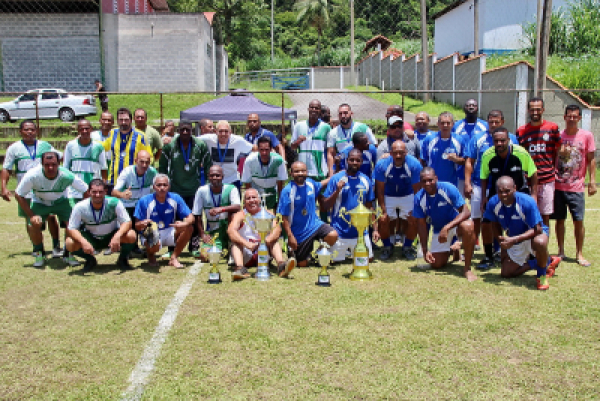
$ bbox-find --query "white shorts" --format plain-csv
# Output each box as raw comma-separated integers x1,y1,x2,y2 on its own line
457,179,465,197
506,240,533,266
331,233,373,262
430,227,458,253
140,227,176,249
470,184,483,219
384,194,414,220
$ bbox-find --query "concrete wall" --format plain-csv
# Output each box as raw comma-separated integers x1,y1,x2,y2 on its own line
454,56,484,109
416,54,436,101
390,55,403,90
481,64,519,131
402,55,418,93
381,56,391,90
0,13,101,92
434,2,474,58
433,54,456,105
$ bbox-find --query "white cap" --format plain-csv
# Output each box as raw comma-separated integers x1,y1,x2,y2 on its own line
388,116,403,126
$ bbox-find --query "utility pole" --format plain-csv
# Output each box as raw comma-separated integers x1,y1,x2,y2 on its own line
271,0,274,62
420,0,429,102
350,0,355,87
473,0,479,55
535,0,552,96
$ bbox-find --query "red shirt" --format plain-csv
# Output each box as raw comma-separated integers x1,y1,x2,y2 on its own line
516,120,561,184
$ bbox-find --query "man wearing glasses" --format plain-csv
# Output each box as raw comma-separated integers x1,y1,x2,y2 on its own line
159,121,212,255
377,116,422,163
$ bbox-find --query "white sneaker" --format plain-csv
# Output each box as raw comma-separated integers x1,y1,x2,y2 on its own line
33,251,45,267
52,247,64,258
103,248,113,256
63,255,81,267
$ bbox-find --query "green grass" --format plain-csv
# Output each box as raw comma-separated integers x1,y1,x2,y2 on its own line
229,80,294,109
1,193,600,398
348,86,466,120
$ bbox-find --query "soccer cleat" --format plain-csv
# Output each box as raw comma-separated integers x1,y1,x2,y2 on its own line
477,257,495,270
278,257,296,278
161,251,172,260
52,247,64,258
64,255,81,267
536,275,550,291
547,256,561,278
81,256,98,273
401,246,417,261
33,251,45,268
379,246,394,260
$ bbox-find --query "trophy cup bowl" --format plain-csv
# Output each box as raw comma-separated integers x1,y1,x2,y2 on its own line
339,201,381,281
244,204,283,281
206,234,222,284
312,243,338,286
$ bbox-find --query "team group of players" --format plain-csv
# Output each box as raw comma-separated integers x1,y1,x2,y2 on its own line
1,97,595,289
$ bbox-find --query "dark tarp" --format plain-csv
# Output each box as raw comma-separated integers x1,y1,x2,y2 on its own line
180,90,297,122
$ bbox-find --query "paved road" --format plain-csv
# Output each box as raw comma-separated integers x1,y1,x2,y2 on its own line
286,91,416,123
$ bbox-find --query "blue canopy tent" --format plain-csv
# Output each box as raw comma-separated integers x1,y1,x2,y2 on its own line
180,90,297,122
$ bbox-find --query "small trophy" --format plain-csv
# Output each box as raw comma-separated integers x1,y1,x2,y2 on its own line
312,242,337,287
244,194,282,281
338,189,380,281
204,234,222,284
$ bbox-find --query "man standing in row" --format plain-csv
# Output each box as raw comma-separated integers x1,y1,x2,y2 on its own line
414,111,432,143
134,108,163,162
377,116,421,161
91,111,114,183
245,113,286,162
421,112,465,187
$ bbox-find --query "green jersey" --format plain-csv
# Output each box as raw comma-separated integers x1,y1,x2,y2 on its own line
291,120,331,180
114,165,158,208
327,122,376,153
241,152,287,209
159,136,212,197
16,166,88,206
68,197,130,239
192,184,240,232
2,140,58,198
63,138,107,198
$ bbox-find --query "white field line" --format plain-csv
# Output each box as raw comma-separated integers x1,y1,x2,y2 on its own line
121,261,203,401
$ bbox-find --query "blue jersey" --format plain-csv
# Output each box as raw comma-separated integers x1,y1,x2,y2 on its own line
338,144,378,180
415,130,432,143
466,131,518,186
453,119,488,180
483,192,548,237
245,128,280,148
134,192,191,230
277,178,323,243
374,155,422,197
413,182,465,234
420,132,465,186
324,171,375,239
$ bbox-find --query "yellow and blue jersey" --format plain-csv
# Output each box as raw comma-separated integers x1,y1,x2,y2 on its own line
102,128,152,184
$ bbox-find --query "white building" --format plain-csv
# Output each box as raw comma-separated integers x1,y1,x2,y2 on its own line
433,0,569,58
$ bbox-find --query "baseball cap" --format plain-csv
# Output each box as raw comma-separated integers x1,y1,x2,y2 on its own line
388,116,403,126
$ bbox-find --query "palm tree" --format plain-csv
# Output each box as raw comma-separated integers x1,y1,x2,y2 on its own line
295,0,330,66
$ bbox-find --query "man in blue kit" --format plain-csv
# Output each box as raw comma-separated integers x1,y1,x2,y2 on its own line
134,174,194,268
483,176,560,291
373,141,422,260
278,161,338,267
322,149,376,263
413,167,477,282
421,112,466,187
336,131,378,181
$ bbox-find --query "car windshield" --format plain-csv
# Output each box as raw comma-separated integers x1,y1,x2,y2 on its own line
19,94,36,102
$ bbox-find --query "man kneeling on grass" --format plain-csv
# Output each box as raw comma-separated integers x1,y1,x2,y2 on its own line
483,176,560,290
227,188,295,280
66,179,137,272
134,174,194,268
413,167,477,282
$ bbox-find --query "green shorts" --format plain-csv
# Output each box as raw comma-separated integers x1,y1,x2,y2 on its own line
28,198,72,225
81,230,117,250
202,221,229,250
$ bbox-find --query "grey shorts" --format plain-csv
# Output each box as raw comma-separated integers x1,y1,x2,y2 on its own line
552,190,585,221
295,223,336,262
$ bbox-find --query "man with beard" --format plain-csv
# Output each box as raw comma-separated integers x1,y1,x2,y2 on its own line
484,176,560,290
91,111,114,186
373,141,422,260
278,161,338,267
66,179,137,272
228,189,295,280
322,149,376,263
134,108,163,161
413,167,477,282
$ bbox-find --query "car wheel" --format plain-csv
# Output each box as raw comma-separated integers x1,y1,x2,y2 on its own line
59,107,75,122
0,110,9,123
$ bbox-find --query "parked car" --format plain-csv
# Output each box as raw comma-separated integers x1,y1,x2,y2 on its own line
0,88,97,123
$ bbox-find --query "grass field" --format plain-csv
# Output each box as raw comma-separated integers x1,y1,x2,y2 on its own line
1,193,599,399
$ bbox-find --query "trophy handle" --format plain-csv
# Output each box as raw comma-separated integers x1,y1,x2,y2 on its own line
372,204,382,222
338,207,351,225
211,232,219,244
331,250,338,259
244,213,253,227
311,248,318,259
274,213,283,225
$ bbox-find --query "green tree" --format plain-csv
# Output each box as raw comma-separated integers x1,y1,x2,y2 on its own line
295,0,331,66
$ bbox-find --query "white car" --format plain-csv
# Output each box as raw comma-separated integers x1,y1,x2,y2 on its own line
0,88,97,123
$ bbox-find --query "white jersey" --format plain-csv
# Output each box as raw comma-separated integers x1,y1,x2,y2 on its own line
327,122,377,153
192,184,240,232
241,152,287,194
201,134,253,184
114,165,158,208
291,120,331,180
2,140,60,199
63,139,107,199
16,165,88,206
91,130,112,163
68,196,130,239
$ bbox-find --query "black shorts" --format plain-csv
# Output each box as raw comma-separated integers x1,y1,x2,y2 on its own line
552,190,585,221
295,223,336,262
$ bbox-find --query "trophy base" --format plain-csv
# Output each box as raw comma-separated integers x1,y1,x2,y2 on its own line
349,268,373,281
316,275,331,287
255,268,271,281
207,272,222,284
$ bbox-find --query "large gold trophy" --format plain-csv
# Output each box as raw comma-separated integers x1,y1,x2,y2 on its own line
339,189,380,281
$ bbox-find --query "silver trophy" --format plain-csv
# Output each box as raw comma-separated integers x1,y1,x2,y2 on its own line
205,234,222,284
312,242,338,287
244,194,282,281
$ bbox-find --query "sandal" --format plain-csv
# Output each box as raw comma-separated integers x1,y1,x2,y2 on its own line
577,258,592,267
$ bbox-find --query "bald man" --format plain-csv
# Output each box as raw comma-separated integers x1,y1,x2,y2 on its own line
228,188,295,280
483,176,560,290
245,113,286,161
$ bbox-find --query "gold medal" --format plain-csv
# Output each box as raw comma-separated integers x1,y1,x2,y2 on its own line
302,208,308,216
158,221,165,229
